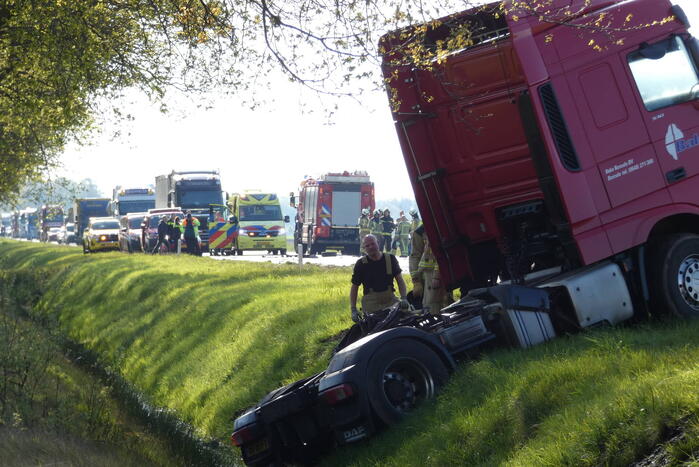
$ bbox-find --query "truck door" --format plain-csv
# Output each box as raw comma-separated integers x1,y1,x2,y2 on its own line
625,35,699,195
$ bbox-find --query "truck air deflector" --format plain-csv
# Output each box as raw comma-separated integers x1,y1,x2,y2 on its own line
538,83,581,172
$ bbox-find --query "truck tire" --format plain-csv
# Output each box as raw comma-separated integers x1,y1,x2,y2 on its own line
649,233,699,318
366,338,448,425
280,248,287,256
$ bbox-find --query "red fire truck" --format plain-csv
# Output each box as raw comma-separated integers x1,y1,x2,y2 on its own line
291,171,375,255
232,1,699,465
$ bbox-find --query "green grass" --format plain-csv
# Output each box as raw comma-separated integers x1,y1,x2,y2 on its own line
0,240,352,440
0,276,181,466
2,239,699,466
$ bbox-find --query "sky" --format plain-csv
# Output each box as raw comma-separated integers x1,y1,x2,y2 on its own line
57,0,698,202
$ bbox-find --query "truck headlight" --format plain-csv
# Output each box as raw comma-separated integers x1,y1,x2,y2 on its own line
278,228,286,235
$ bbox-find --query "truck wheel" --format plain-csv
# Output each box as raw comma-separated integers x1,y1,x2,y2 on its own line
366,338,448,425
650,233,699,318
280,248,287,256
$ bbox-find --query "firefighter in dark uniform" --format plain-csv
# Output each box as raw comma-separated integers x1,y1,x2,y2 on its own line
349,234,408,322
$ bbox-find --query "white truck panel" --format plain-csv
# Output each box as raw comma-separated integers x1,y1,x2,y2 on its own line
331,191,361,227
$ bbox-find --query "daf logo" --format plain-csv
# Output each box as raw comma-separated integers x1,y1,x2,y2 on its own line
665,123,699,160
343,425,367,442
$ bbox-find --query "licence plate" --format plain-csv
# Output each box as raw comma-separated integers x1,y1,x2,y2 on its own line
245,438,269,457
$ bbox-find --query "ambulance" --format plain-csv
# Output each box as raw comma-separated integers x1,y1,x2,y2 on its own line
228,192,289,255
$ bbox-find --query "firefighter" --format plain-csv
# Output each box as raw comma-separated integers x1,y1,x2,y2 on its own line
349,234,408,322
182,212,201,256
409,223,451,315
408,208,420,255
395,212,411,257
358,208,371,255
370,210,383,250
380,209,395,253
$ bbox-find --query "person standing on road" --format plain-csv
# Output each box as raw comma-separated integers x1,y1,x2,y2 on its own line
395,212,411,257
182,212,201,256
408,208,420,255
358,208,371,255
172,216,183,254
369,210,383,251
380,209,395,253
152,215,170,254
349,234,408,322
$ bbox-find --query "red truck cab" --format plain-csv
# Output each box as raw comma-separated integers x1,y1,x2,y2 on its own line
382,0,699,317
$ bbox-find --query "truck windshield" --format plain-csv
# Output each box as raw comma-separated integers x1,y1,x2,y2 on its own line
239,205,282,221
178,191,222,208
82,204,109,218
119,200,155,215
628,36,699,111
92,220,119,230
45,210,64,222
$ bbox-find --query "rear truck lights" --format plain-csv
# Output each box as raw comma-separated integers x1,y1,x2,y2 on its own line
319,383,355,405
230,423,261,447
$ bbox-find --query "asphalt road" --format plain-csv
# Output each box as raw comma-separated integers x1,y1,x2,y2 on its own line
36,239,411,271
206,249,411,271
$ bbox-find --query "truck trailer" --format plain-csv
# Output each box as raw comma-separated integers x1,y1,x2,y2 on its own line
155,170,223,251
291,171,375,256
231,0,699,465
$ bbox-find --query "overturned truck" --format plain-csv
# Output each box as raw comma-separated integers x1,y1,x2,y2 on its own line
232,0,699,464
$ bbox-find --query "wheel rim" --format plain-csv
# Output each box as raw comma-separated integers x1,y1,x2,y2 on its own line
677,254,699,310
381,357,435,413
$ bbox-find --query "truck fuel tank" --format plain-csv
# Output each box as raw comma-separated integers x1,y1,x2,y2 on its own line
542,261,633,327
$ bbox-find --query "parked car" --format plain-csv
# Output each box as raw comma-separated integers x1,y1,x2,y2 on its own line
57,222,77,244
140,208,184,254
83,217,120,253
47,227,61,242
119,212,148,253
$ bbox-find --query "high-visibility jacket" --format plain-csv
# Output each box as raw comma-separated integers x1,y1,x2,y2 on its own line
183,217,200,237
411,217,421,231
370,216,382,235
358,215,371,233
397,219,411,236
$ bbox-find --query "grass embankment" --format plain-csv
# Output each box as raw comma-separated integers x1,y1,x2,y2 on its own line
0,241,351,454
2,240,699,466
0,269,180,466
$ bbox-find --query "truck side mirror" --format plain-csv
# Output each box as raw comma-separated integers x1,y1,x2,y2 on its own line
289,193,296,208
284,215,290,223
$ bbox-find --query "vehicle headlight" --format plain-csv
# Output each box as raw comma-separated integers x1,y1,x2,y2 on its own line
99,234,107,241
238,229,247,235
278,228,286,235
